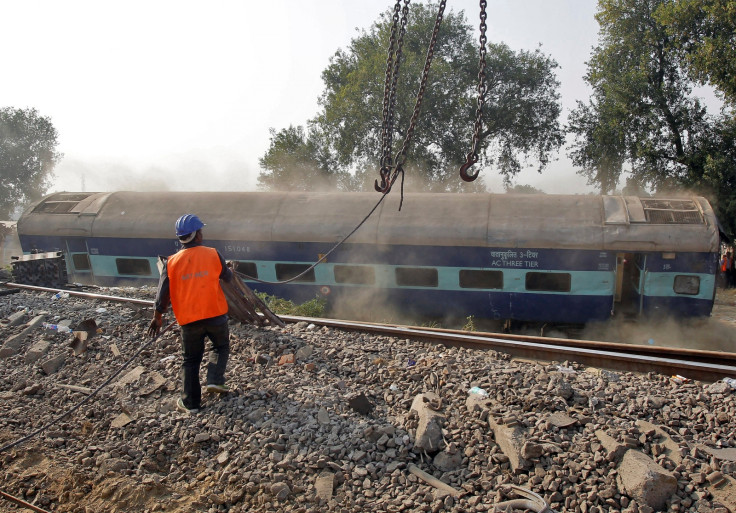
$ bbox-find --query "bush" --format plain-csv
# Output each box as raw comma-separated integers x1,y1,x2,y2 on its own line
256,292,327,317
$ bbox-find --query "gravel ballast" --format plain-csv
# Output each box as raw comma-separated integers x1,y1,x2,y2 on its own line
1,288,735,513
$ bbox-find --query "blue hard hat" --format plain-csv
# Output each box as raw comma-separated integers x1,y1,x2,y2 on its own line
175,214,205,237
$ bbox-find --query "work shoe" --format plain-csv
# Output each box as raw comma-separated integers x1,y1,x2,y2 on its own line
176,398,199,414
206,383,231,394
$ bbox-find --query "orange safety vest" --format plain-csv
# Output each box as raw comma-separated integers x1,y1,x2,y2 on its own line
167,246,229,325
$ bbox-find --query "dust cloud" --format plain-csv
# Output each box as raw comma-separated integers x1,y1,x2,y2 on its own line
581,314,736,353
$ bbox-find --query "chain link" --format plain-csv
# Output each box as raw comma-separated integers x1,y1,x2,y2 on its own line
459,0,488,182
380,0,410,175
393,0,446,172
376,0,447,194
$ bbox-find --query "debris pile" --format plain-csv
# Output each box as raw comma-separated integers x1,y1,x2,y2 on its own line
0,289,735,513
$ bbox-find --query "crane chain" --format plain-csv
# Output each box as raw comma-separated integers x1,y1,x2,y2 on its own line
376,0,447,196
459,0,488,182
393,0,446,173
380,0,411,175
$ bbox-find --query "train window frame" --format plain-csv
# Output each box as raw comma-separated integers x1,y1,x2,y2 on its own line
395,267,438,288
459,269,503,289
334,265,376,285
275,263,315,283
115,258,151,276
32,193,95,214
233,261,258,279
673,275,700,295
71,253,91,271
525,272,571,292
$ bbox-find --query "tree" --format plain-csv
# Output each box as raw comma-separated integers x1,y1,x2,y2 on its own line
259,3,564,192
568,0,736,236
505,184,545,194
257,126,349,191
656,0,736,106
0,107,62,219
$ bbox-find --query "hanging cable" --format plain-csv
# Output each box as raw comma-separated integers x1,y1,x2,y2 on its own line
234,190,391,285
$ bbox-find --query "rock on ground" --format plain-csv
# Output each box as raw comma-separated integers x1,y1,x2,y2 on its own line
0,288,735,512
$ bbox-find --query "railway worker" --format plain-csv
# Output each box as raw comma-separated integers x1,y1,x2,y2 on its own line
721,251,734,289
148,213,233,414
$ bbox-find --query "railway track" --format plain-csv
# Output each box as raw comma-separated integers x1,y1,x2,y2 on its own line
3,281,736,383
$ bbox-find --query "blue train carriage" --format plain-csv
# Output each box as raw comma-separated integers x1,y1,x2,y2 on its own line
16,191,719,324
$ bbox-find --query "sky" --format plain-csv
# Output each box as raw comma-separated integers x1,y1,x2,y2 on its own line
4,1,608,195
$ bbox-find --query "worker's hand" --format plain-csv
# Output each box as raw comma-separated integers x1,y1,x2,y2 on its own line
147,312,163,338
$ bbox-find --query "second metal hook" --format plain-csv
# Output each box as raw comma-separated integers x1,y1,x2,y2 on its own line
459,153,480,182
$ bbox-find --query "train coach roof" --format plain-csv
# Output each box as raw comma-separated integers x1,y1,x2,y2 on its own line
19,191,720,253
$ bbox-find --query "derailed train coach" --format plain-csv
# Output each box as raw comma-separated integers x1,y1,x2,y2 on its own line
15,191,720,324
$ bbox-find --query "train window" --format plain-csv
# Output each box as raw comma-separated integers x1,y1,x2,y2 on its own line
32,193,94,214
459,270,503,289
334,265,375,285
640,198,702,224
395,267,438,287
115,258,151,276
275,263,315,283
71,253,91,271
525,272,571,292
233,261,258,279
674,275,700,295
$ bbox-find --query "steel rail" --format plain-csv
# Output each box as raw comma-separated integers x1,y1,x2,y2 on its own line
0,490,53,513
1,282,153,306
3,282,735,382
281,315,736,383
378,323,736,366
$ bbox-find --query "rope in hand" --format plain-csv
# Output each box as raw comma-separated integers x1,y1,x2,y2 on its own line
234,190,392,285
0,320,177,455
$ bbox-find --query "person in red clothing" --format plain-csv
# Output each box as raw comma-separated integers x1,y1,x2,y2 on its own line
148,214,233,413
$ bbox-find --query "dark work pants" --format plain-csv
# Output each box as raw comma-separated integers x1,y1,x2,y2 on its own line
180,321,230,409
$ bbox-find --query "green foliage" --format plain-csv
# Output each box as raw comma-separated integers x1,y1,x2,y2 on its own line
255,291,327,317
463,315,476,332
0,107,62,219
568,0,736,237
258,125,350,191
656,0,736,106
570,0,710,193
505,184,545,194
259,3,564,192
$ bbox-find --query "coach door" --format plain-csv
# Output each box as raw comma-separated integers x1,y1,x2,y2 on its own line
65,239,96,285
614,252,645,316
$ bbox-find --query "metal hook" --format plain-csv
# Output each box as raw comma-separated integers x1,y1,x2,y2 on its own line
374,166,392,193
459,153,480,182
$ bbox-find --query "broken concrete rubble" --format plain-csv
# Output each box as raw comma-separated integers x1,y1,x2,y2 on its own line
315,471,335,501
40,353,66,375
6,309,27,327
3,314,45,352
488,414,530,471
595,429,628,462
1,288,736,513
636,419,683,464
410,392,445,452
24,340,50,364
617,449,677,511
